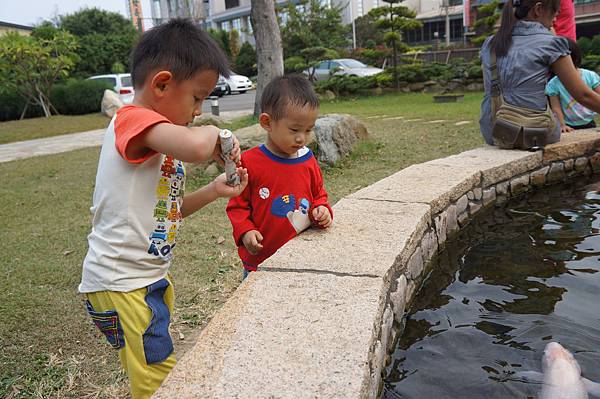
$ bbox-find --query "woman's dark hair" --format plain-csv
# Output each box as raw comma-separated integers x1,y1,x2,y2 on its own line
566,38,582,67
130,19,230,88
491,0,561,57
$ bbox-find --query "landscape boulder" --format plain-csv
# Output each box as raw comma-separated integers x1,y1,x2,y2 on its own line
101,90,124,118
313,114,370,165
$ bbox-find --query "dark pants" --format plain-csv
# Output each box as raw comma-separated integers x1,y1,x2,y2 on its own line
567,120,597,130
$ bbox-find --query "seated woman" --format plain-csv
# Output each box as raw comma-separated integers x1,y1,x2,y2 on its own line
479,0,600,147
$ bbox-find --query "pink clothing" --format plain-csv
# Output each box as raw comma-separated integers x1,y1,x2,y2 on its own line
554,0,576,41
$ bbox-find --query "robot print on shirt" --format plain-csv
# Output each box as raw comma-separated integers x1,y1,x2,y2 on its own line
148,156,186,260
267,189,311,234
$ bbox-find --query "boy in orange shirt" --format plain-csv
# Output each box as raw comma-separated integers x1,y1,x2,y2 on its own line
79,19,248,398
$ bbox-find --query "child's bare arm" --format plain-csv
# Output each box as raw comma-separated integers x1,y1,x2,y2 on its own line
552,56,600,113
129,124,222,163
182,168,248,218
549,95,573,133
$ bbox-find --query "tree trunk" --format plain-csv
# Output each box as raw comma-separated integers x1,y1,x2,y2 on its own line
19,102,30,120
37,91,51,117
392,39,398,90
250,0,284,117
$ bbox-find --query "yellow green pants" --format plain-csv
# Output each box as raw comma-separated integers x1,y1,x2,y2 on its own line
86,277,176,399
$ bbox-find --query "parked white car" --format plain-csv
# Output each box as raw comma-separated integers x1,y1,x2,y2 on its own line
87,73,134,104
303,59,384,81
222,72,253,94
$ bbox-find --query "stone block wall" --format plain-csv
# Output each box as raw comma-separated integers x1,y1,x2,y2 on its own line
154,130,600,399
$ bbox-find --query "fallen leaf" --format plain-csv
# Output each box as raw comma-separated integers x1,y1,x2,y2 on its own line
63,250,73,256
216,236,226,245
178,331,185,340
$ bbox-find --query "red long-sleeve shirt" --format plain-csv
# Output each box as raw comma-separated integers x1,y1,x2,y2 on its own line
226,145,332,270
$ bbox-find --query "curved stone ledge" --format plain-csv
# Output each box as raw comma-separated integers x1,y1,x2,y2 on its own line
154,128,600,398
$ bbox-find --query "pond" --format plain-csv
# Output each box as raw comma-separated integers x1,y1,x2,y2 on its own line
383,176,600,398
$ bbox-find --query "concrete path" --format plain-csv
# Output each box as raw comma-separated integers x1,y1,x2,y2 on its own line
0,129,106,163
0,109,253,163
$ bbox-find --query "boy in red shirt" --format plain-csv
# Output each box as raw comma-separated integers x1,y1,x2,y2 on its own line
226,75,333,278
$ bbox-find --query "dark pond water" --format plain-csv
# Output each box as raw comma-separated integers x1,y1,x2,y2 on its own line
383,177,600,398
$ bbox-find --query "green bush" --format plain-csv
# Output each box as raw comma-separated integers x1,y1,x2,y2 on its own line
0,79,113,121
51,79,113,115
315,74,379,95
284,56,307,73
581,55,600,72
0,89,43,121
235,42,257,77
313,58,484,97
578,35,600,56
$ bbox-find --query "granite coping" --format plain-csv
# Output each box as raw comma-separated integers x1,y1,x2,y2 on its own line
542,129,600,164
154,271,382,399
260,198,431,277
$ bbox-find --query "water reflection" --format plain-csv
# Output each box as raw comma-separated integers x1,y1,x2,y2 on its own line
383,178,600,399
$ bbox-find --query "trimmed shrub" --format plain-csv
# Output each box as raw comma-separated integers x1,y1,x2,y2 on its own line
0,89,44,121
315,74,380,95
0,79,113,121
581,55,600,72
51,79,113,115
235,42,257,77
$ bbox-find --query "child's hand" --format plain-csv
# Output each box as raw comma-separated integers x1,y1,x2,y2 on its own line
242,230,263,255
212,167,248,198
312,206,332,228
213,132,241,166
561,125,574,133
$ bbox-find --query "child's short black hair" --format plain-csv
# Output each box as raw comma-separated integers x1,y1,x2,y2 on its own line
130,19,230,88
566,38,582,68
260,75,319,120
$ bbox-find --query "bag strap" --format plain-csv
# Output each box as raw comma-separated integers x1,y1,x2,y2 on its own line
489,48,502,97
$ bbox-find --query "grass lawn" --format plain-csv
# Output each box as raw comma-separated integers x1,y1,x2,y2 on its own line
0,92,485,398
0,114,110,145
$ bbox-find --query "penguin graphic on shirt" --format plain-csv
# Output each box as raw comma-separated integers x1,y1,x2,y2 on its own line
270,194,311,234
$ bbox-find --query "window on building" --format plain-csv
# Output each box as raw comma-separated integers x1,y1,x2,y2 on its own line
232,18,241,31
357,0,364,16
245,16,253,34
221,20,231,32
152,0,162,18
225,0,240,9
279,11,289,25
450,18,463,40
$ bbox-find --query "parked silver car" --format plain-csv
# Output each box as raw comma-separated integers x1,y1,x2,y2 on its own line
303,59,384,81
87,73,135,104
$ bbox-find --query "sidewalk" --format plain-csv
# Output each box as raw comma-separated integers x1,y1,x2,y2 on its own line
0,109,253,163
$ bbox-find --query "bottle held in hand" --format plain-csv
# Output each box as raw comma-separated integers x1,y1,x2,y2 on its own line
219,129,241,186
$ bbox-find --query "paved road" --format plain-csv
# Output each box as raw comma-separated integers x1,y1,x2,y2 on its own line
0,108,254,163
202,90,256,114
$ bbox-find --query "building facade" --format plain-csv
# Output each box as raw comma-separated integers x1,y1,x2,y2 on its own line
150,0,211,28
575,0,600,37
0,21,33,36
